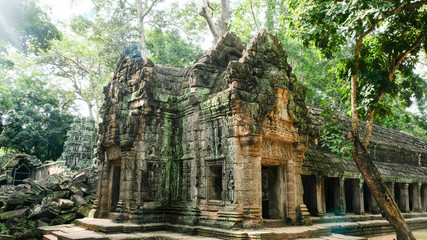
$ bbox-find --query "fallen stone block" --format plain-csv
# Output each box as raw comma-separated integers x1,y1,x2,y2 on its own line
0,208,28,220
58,199,74,209
29,205,60,220
71,195,87,206
77,205,91,217
0,234,14,240
60,212,77,223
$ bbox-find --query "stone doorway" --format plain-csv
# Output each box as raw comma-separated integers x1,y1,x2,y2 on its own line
344,179,355,213
302,175,317,216
324,177,339,214
109,161,121,211
12,161,30,185
261,166,281,219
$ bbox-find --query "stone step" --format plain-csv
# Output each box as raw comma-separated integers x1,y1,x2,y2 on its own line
42,234,58,240
299,233,366,240
263,219,285,228
321,216,427,237
51,229,108,240
42,216,427,240
311,212,427,224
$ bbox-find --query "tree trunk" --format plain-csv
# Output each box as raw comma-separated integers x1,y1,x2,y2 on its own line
200,0,230,42
88,103,94,120
351,137,415,240
137,0,148,61
218,0,231,36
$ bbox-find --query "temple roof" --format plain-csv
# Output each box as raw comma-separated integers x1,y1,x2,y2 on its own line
303,107,427,183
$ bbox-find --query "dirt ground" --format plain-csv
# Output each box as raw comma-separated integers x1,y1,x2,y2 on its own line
368,230,427,240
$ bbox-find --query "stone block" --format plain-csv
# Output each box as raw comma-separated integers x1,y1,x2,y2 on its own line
59,199,74,209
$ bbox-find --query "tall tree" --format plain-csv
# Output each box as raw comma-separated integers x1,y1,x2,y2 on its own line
285,1,426,239
145,28,203,67
136,0,160,61
0,51,73,161
85,0,202,66
199,0,231,42
41,34,110,120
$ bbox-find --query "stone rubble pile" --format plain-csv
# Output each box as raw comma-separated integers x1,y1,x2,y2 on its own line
0,170,97,239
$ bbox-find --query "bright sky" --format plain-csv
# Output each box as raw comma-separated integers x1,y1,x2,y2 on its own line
39,0,94,23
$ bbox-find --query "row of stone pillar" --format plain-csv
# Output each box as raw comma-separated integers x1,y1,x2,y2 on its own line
311,176,427,216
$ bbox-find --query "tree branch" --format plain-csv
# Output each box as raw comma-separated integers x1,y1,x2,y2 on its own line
141,0,158,20
362,34,423,147
250,0,259,32
389,33,423,81
351,1,427,139
200,0,219,41
218,0,231,37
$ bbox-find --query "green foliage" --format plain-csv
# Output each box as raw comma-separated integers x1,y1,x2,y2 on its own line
278,35,348,110
374,98,427,140
40,33,110,120
320,101,353,159
146,28,203,67
0,0,61,53
284,0,427,134
0,52,73,161
0,222,9,234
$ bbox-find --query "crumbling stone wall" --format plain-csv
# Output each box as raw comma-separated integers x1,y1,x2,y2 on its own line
94,30,310,229
61,117,98,169
0,154,42,185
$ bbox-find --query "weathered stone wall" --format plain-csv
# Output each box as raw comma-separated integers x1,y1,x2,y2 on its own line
94,30,310,229
61,117,98,170
0,154,42,185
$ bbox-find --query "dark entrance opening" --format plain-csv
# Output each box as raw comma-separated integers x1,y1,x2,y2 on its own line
409,183,414,212
110,163,121,211
345,179,354,213
324,177,339,214
208,165,223,201
261,166,280,219
394,183,401,211
302,175,317,216
363,183,371,213
12,161,30,185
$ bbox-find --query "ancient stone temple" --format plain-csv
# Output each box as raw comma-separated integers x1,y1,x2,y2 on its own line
94,30,311,228
93,29,427,235
61,117,98,169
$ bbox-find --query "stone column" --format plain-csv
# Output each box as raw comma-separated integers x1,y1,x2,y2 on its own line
422,184,427,212
315,176,324,217
116,154,127,211
97,154,111,217
336,177,346,215
354,179,365,215
233,135,262,228
399,183,410,213
125,150,136,210
411,183,422,212
287,159,297,219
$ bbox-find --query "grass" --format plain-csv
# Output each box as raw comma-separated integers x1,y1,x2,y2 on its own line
414,229,427,240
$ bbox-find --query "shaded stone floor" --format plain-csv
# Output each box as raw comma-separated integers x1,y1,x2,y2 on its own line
40,213,427,240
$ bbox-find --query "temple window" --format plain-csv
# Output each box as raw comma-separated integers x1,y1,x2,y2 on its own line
207,164,223,201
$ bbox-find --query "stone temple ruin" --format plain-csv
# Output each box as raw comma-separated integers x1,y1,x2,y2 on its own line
61,117,98,170
92,30,427,235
